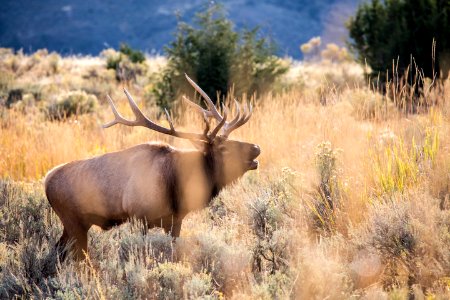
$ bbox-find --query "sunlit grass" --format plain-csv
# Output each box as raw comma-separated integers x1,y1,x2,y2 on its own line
1,49,450,298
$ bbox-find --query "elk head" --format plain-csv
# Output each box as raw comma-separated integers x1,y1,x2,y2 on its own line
104,74,260,189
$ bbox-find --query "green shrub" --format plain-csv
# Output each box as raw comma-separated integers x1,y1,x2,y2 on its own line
118,43,145,64
47,90,98,120
104,43,146,82
153,3,288,110
231,28,289,97
348,0,450,80
106,43,145,69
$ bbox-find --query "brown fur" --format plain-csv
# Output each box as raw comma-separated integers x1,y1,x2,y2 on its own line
45,139,260,260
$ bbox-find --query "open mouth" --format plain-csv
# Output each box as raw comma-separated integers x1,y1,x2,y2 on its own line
248,145,261,170
249,160,259,170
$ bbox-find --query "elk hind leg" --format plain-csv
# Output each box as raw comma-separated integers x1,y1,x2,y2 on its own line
70,225,88,260
54,228,70,261
57,224,89,260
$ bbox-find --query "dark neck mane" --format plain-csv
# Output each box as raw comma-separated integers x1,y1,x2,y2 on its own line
166,147,221,215
203,147,220,201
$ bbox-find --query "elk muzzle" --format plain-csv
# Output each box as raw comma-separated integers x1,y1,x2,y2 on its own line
248,144,261,170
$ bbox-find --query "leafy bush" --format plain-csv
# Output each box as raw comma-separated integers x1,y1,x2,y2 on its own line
104,44,146,82
118,225,174,264
311,142,342,231
153,3,288,109
252,271,293,299
118,43,145,64
0,180,54,244
249,168,296,277
46,52,60,74
352,193,450,291
6,88,22,108
177,228,250,295
348,0,450,80
80,67,116,99
47,90,98,120
0,180,62,298
231,28,288,97
106,43,145,70
183,272,215,299
0,71,14,105
1,84,42,109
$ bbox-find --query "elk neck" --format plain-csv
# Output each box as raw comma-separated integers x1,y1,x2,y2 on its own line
169,147,220,215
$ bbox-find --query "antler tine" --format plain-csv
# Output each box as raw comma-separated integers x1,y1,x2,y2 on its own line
103,95,120,128
182,95,202,112
103,89,209,141
222,101,253,137
235,102,252,126
243,102,253,123
225,99,241,128
178,75,254,139
123,89,150,123
202,111,211,136
103,94,135,128
181,96,214,137
182,95,214,119
185,74,222,121
208,104,228,140
164,109,175,131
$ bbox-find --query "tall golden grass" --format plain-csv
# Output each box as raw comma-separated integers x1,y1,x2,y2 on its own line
1,49,450,298
2,79,449,202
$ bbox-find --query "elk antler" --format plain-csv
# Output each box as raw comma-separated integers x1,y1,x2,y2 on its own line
183,74,253,138
103,88,227,142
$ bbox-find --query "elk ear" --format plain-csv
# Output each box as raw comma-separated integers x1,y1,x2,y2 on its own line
189,140,208,152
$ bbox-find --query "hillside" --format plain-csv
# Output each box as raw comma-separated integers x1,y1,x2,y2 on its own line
0,0,360,58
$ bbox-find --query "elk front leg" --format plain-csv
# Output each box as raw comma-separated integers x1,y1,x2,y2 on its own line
164,220,182,237
161,215,183,238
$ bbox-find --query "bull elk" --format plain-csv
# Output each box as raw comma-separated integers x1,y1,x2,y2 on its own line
45,74,260,259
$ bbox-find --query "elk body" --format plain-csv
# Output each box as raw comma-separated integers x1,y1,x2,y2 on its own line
45,75,260,259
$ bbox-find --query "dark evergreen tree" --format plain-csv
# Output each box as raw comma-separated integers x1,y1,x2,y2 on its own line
153,4,288,109
348,0,450,81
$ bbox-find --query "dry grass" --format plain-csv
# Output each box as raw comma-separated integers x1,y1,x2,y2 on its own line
1,49,450,299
